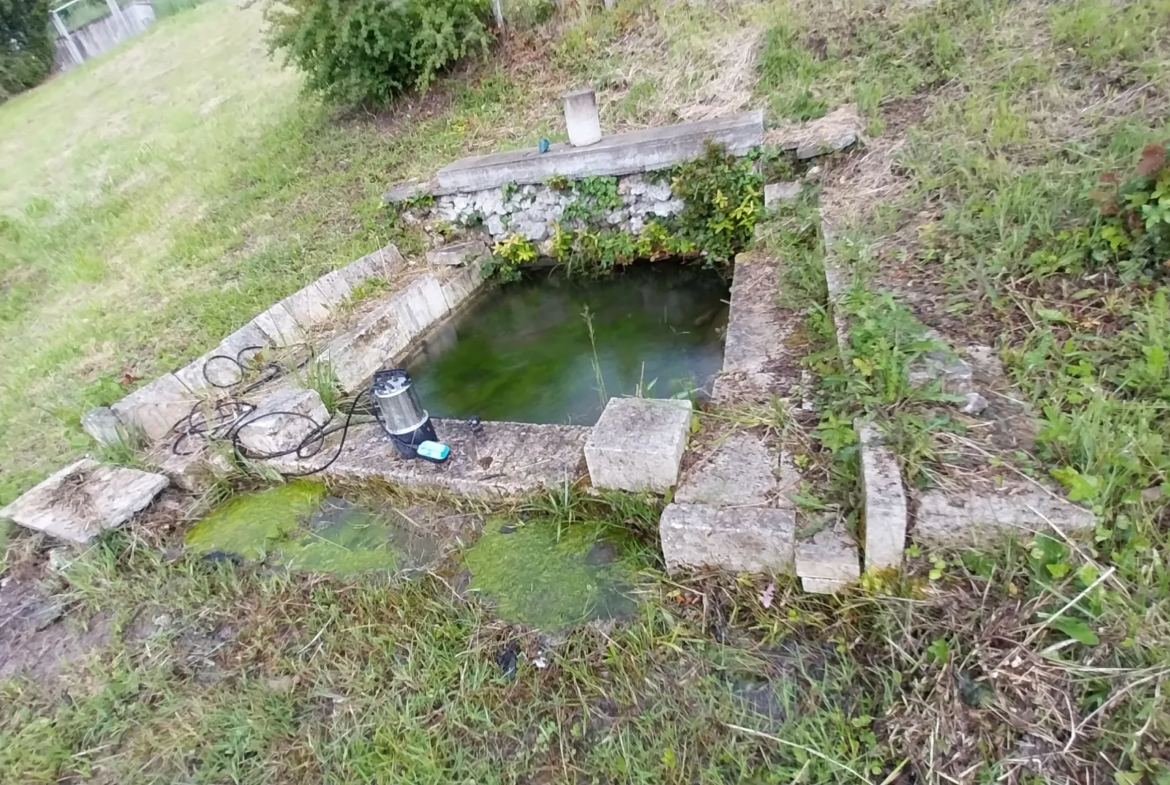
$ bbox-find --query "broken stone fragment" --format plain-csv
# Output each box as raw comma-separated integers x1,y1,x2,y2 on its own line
960,391,989,415
81,406,125,447
0,458,169,544
110,372,198,443
764,105,861,160
426,239,490,267
795,524,861,583
236,388,329,458
857,423,908,572
764,181,802,208
915,486,1094,547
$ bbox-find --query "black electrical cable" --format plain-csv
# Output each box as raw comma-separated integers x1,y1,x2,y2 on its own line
167,345,377,477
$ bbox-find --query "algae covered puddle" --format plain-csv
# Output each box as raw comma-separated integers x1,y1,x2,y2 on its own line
185,481,642,629
407,263,729,425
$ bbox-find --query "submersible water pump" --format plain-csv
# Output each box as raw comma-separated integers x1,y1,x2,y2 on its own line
370,369,447,462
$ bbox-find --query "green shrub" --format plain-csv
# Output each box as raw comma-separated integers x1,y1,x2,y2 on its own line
1089,143,1170,280
0,0,53,103
264,0,494,106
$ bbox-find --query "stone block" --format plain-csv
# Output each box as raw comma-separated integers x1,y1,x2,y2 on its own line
151,441,233,492
393,274,450,339
279,281,335,328
81,406,125,447
111,373,197,442
0,458,169,544
236,388,328,458
312,270,354,310
251,302,306,348
795,525,860,581
764,181,802,207
434,112,764,193
174,321,270,392
660,503,796,575
321,303,412,392
585,398,692,492
802,577,848,594
440,265,488,312
427,239,489,267
857,423,908,572
676,431,777,506
339,244,404,285
915,486,1094,547
765,105,860,159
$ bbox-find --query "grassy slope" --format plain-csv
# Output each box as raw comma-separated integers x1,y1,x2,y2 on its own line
1,0,1169,781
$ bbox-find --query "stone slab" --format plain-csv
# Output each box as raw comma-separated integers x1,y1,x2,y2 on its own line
676,431,777,506
236,388,328,458
915,486,1095,547
660,503,796,575
174,321,270,392
279,281,335,329
585,398,692,492
149,441,232,492
384,177,439,204
0,459,169,544
81,406,124,447
251,302,306,348
110,373,196,442
765,105,860,159
268,419,589,497
795,525,860,581
429,112,764,194
439,264,490,312
312,270,354,310
858,423,908,572
394,274,451,338
713,251,801,403
320,295,414,393
427,239,490,267
338,244,404,286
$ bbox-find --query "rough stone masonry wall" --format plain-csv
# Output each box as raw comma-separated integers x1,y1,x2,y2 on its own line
419,173,686,249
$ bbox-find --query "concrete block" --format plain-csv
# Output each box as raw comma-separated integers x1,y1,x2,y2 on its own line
81,406,125,447
339,244,404,286
111,373,196,442
383,177,438,204
563,88,602,147
236,388,328,458
764,181,802,207
174,321,270,392
320,297,414,392
676,431,777,506
434,111,764,193
915,486,1095,547
857,423,908,572
439,265,488,312
251,302,306,348
802,577,848,594
585,398,692,492
765,105,860,159
279,281,335,328
660,503,796,574
394,274,450,339
0,458,169,544
795,525,860,581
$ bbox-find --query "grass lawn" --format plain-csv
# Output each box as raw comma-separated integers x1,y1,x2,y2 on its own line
1,0,1169,781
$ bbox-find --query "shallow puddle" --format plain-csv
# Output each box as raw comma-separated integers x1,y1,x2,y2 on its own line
407,263,729,425
461,516,640,629
184,482,438,576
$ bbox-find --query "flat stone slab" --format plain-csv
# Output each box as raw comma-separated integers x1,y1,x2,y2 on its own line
802,577,848,594
422,111,764,195
713,252,803,403
110,372,197,442
915,485,1094,547
765,105,860,159
427,239,490,267
858,423,908,572
269,419,589,497
81,406,124,447
236,388,328,458
676,431,777,506
0,459,169,544
764,181,802,207
795,525,860,581
585,398,692,493
660,503,795,575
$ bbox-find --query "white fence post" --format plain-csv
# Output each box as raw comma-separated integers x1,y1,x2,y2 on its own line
50,10,84,67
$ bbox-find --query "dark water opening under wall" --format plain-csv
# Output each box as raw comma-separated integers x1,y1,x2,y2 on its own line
406,262,731,426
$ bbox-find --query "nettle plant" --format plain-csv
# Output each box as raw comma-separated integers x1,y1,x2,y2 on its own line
1089,142,1170,278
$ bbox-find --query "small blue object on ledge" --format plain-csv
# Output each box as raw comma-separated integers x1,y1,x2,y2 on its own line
538,138,551,154
417,441,451,464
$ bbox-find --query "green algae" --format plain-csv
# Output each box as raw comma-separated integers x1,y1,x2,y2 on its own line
184,484,423,576
462,517,639,629
184,481,328,561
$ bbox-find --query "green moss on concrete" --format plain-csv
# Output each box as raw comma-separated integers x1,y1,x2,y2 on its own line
462,516,639,629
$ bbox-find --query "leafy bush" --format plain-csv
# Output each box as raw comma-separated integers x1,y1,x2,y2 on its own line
264,0,494,105
0,0,53,102
1089,143,1170,279
668,142,763,263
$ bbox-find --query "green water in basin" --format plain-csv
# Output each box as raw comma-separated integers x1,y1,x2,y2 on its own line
407,263,729,425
